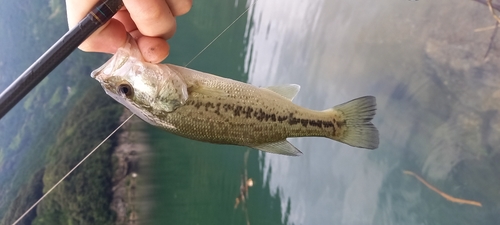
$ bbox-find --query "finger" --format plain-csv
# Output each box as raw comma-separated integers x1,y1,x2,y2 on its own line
79,19,128,53
123,0,177,39
136,36,170,63
166,0,193,16
66,0,127,53
113,10,137,32
129,30,143,40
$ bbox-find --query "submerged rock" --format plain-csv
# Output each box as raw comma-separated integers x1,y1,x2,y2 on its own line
111,111,149,225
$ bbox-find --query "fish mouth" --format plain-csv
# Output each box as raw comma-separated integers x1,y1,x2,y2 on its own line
90,51,123,81
90,35,142,81
90,62,107,80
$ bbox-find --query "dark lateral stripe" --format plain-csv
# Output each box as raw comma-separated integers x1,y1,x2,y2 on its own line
188,100,335,130
288,113,335,129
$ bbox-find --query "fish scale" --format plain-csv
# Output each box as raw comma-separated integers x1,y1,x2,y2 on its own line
160,81,338,146
91,38,379,156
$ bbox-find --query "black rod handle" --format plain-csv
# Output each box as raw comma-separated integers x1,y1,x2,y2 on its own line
0,0,123,120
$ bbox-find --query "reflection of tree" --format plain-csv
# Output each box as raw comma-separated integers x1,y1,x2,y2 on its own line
474,0,500,13
234,150,253,225
473,0,500,58
0,0,110,219
403,170,482,207
0,169,44,225
25,86,122,225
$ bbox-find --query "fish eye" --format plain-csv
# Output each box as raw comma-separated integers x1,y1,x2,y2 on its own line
118,83,134,98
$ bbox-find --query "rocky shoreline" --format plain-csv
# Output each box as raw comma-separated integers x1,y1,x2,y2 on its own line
110,111,149,225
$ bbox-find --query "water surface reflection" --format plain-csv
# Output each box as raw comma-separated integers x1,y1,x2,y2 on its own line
246,0,500,224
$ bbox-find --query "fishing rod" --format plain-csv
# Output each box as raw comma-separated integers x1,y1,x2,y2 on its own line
0,0,123,120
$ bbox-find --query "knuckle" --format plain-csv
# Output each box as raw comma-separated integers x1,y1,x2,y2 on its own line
141,19,176,38
144,5,164,21
135,6,171,37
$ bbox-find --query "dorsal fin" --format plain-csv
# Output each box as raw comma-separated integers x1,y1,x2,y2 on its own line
264,84,300,101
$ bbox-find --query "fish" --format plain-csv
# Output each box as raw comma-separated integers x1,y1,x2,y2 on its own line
91,37,379,156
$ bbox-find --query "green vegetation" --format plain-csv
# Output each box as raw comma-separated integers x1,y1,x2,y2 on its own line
48,87,63,108
0,169,44,225
32,85,123,225
0,0,72,216
0,85,123,225
0,0,123,222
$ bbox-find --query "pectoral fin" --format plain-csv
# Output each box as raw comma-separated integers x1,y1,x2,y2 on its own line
252,140,303,156
264,84,300,101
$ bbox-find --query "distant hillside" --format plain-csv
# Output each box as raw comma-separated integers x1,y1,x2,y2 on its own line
0,169,44,225
1,85,123,225
0,0,113,219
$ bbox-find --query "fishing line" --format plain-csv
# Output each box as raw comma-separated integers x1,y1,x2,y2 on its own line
185,6,250,67
13,4,252,225
12,114,133,225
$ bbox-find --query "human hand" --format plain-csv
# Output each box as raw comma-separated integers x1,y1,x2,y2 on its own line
66,0,192,63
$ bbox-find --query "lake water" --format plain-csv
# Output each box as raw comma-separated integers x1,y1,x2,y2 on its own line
135,0,500,224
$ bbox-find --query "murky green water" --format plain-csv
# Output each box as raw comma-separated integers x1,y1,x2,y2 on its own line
138,0,500,224
142,129,284,225
138,2,285,224
2,0,499,224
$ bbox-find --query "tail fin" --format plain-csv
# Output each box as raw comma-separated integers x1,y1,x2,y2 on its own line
331,96,379,149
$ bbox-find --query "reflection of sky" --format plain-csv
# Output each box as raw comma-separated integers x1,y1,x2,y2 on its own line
244,0,496,224
245,0,387,224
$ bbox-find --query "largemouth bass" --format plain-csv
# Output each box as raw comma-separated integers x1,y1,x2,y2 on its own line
91,38,379,156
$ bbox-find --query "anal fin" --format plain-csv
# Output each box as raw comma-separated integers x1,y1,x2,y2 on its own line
252,140,303,156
